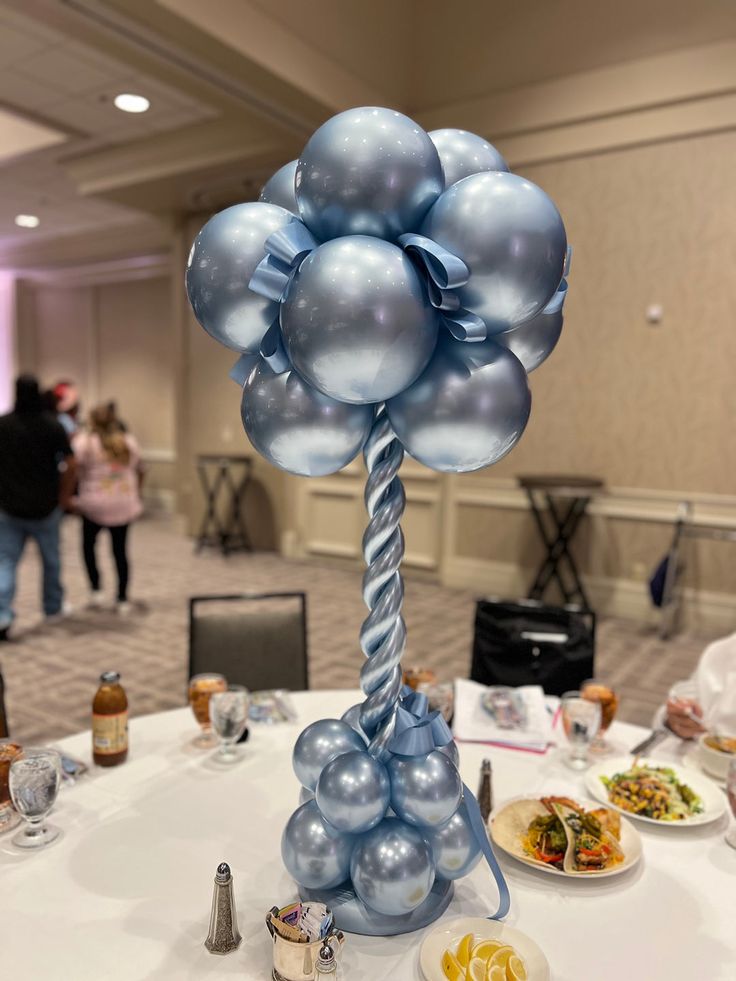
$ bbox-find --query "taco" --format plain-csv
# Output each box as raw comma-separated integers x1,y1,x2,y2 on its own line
491,798,569,870
544,796,624,873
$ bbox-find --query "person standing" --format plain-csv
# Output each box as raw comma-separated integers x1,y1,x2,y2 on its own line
0,375,76,639
72,403,143,613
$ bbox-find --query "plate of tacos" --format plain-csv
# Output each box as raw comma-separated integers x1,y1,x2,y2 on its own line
490,795,642,877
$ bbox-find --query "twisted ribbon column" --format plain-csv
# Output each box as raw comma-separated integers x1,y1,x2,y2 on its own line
358,406,406,761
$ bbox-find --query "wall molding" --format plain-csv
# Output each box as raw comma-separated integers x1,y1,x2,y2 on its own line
140,447,177,464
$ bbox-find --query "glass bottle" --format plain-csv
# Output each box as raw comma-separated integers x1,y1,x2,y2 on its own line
477,758,493,823
92,671,128,767
315,941,338,979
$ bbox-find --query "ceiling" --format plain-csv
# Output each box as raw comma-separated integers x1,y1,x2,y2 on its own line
0,0,733,269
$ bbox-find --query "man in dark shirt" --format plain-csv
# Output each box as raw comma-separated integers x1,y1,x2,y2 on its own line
0,375,76,639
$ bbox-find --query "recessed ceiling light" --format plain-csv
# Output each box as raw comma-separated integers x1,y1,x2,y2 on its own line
113,93,150,114
14,214,40,228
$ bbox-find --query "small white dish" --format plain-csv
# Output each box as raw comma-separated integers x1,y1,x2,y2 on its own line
697,733,735,781
682,747,726,788
419,916,550,981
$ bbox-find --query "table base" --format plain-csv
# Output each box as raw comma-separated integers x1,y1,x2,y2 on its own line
300,879,453,937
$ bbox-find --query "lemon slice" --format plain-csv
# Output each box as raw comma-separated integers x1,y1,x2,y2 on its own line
487,946,515,971
471,939,502,962
441,949,464,981
466,957,489,981
506,954,528,981
488,967,506,981
456,933,474,969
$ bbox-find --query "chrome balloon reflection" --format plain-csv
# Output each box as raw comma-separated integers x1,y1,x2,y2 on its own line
281,799,354,890
425,801,482,881
280,236,439,404
350,818,436,915
292,718,367,791
429,128,508,189
186,202,293,353
316,750,390,833
422,171,567,333
387,336,531,473
494,303,564,373
295,107,444,242
240,360,373,477
387,751,462,828
259,159,298,213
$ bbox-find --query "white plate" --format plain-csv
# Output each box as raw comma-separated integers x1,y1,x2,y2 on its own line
585,756,727,827
490,796,642,878
419,916,550,981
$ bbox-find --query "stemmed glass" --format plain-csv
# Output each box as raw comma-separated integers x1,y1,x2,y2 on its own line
581,678,619,753
188,673,227,748
726,758,736,850
210,686,250,762
561,691,601,770
9,749,62,849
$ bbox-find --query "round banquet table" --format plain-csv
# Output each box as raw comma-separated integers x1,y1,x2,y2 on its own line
1,690,734,980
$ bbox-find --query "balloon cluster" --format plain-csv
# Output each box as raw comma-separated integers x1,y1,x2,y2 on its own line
186,107,570,478
282,692,482,917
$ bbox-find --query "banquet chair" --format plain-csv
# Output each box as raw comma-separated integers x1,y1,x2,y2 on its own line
188,592,308,692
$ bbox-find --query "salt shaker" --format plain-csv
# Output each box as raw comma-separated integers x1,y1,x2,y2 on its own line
477,758,493,823
204,862,242,954
315,940,338,979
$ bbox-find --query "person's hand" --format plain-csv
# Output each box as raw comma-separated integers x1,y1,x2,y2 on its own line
665,699,705,740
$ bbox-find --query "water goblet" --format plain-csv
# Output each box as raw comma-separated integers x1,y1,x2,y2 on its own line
210,685,250,762
9,749,62,849
188,673,227,748
726,758,736,850
561,691,601,770
581,678,619,753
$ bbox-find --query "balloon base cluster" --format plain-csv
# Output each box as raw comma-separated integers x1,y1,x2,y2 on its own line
300,879,454,937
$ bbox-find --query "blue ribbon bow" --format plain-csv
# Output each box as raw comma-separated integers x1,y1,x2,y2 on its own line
398,233,487,342
249,220,319,304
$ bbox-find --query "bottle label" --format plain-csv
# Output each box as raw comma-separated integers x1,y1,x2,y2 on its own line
92,711,128,754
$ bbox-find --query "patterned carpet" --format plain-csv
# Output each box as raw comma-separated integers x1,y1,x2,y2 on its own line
1,515,720,745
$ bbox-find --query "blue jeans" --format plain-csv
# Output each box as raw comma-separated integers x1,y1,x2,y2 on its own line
0,509,63,626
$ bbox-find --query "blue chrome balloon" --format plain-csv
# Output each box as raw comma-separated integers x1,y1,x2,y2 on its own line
425,800,482,880
295,107,444,242
350,817,435,915
241,359,373,477
438,740,460,769
280,236,439,404
387,335,531,473
387,751,462,828
186,202,293,353
421,171,567,333
259,160,298,213
292,718,367,791
494,304,564,373
429,128,508,189
316,750,390,834
281,799,354,889
341,703,371,744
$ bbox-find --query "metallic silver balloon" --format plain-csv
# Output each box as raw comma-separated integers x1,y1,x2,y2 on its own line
292,718,367,791
386,336,531,473
295,107,444,241
185,202,293,353
281,236,439,404
281,799,354,890
421,171,567,333
350,817,435,915
341,703,370,744
387,751,462,828
259,160,298,213
241,360,373,477
429,128,508,189
316,750,390,834
425,800,482,881
494,304,563,373
438,740,460,769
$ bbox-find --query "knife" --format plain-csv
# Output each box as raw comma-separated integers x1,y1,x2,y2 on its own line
630,728,668,756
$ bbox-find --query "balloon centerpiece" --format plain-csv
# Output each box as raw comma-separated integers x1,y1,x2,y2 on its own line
186,107,570,935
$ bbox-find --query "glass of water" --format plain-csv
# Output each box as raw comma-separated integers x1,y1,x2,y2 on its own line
9,749,62,849
210,686,250,762
561,691,601,770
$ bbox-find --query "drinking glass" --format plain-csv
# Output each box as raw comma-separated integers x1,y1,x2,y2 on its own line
561,691,601,769
726,758,736,850
188,673,227,748
0,740,23,833
9,749,62,849
210,685,250,762
581,678,619,752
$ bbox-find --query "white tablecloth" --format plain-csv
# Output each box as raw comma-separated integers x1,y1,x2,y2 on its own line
1,690,734,980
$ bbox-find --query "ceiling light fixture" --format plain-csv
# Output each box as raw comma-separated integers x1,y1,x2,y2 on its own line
113,92,150,113
14,214,40,228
